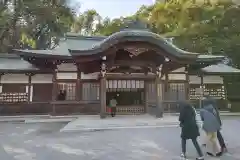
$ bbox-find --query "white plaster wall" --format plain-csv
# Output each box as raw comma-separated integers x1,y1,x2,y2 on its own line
160,73,186,80
1,74,28,83
170,67,224,83
32,74,53,83
81,72,99,79
57,63,77,71
189,75,223,84
2,74,53,84
57,72,77,79
172,67,185,72
25,85,33,101
169,74,186,80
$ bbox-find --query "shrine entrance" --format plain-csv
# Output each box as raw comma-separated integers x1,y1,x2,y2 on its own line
106,79,145,114
62,30,201,118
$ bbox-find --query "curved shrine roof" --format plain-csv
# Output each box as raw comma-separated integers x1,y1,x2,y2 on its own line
68,30,198,59
15,30,199,60
13,30,226,67
0,53,237,75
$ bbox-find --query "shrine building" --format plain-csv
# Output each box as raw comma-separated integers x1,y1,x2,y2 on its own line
0,28,237,118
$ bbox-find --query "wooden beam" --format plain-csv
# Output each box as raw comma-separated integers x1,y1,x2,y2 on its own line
76,65,82,101
100,62,107,119
112,60,155,68
106,73,155,80
51,70,57,115
0,73,4,93
26,73,34,103
185,66,190,100
144,81,149,113
155,71,163,118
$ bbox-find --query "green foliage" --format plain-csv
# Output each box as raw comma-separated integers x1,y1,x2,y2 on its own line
70,0,240,100
2,0,240,99
2,0,240,67
0,0,75,51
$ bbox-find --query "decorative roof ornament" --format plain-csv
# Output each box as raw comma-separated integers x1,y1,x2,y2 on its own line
124,47,149,56
121,19,150,31
165,37,174,43
222,56,232,66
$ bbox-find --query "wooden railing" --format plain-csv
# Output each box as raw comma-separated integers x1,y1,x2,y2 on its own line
116,106,145,114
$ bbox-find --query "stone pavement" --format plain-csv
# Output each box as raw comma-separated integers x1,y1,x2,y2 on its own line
60,112,240,132
0,115,79,123
0,115,50,122
0,119,240,160
0,111,238,123
60,114,181,132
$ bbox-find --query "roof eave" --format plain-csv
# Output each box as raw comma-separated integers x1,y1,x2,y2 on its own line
68,31,199,59
0,69,54,73
14,49,72,60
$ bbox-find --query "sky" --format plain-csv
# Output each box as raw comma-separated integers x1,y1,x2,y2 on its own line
74,0,155,19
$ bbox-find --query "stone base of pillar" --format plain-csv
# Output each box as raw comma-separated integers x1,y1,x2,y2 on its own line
156,105,163,118
52,104,56,115
156,112,163,118
100,113,107,119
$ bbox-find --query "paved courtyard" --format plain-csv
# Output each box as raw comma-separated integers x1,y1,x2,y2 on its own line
0,117,239,160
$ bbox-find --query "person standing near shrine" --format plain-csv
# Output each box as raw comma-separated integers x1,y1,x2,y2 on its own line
109,97,117,117
179,102,204,160
200,99,222,157
202,96,227,153
57,90,66,101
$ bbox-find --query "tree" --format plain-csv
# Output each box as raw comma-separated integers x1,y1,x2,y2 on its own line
72,9,101,35
0,0,75,51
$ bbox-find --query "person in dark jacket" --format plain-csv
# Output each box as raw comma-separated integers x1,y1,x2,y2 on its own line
179,102,204,160
202,96,227,153
57,90,66,101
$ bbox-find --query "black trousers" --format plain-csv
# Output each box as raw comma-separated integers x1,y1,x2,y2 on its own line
217,130,226,149
111,107,116,117
182,138,203,157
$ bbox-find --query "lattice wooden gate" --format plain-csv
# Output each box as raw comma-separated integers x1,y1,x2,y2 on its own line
146,81,163,114
146,81,186,113
82,82,100,101
166,82,186,112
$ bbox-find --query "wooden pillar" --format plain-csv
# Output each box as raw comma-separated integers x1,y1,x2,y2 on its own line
144,80,149,113
52,70,57,114
155,67,163,118
26,73,33,103
165,72,169,101
100,62,107,119
76,66,81,101
185,66,190,100
199,74,204,108
162,72,169,112
0,73,3,93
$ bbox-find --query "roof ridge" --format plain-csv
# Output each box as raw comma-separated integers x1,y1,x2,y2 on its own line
65,32,106,40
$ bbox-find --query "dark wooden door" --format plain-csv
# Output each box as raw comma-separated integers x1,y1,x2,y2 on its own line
32,84,53,102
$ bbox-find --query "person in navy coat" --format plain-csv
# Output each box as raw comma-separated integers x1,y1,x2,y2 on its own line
179,102,204,160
